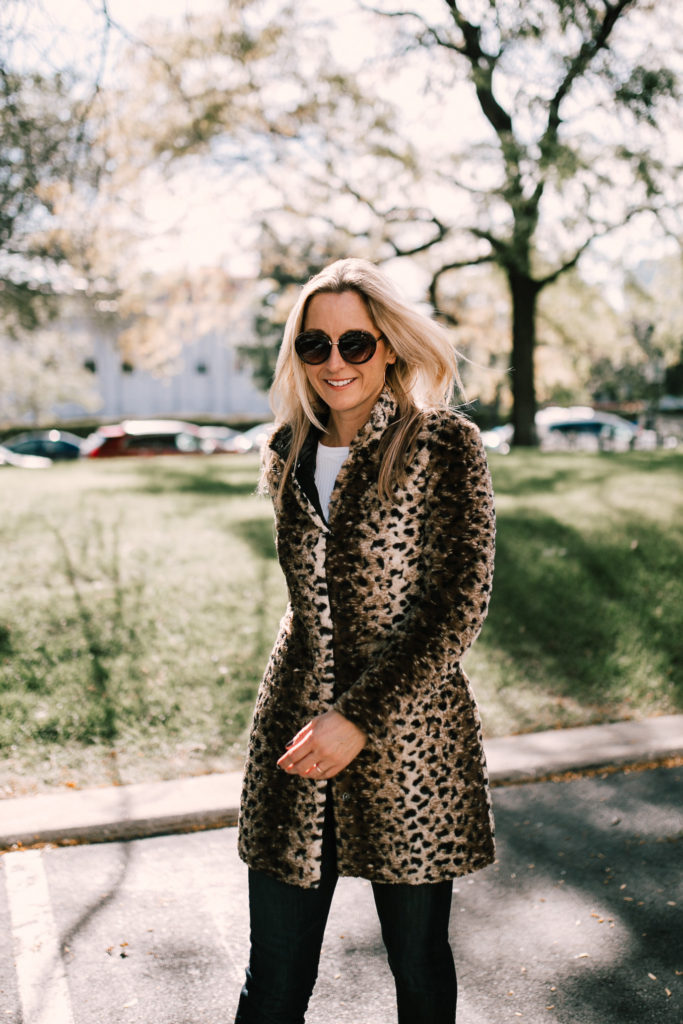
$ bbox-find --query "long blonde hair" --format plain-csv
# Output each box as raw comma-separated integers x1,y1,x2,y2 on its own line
267,258,462,504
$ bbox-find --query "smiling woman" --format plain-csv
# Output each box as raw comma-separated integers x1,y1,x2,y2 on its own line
298,290,396,445
234,258,497,1024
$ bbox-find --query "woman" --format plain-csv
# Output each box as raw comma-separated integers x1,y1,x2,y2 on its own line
235,258,495,1024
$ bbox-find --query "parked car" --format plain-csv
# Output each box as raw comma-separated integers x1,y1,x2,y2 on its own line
197,425,251,453
539,408,658,452
0,443,52,469
234,421,277,453
3,429,83,460
480,424,513,455
481,407,658,454
82,420,209,458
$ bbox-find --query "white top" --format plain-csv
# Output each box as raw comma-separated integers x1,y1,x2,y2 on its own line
315,442,350,521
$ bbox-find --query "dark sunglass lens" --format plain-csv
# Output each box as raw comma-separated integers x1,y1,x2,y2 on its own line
338,331,377,363
295,331,331,364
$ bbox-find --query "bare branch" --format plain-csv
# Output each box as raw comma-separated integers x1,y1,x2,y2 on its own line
97,0,189,101
358,3,462,50
428,254,497,314
338,182,451,255
535,204,660,290
441,1,510,134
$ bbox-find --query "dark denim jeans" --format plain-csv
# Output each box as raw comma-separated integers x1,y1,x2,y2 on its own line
234,793,456,1024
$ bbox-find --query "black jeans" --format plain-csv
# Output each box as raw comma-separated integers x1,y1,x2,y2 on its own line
234,794,457,1024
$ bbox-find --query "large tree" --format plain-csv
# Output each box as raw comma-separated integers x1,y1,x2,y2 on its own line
9,0,680,441
161,0,681,441
0,0,109,335
328,0,682,442
0,64,93,334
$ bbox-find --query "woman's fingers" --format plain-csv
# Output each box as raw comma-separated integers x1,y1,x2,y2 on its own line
276,710,367,778
276,731,317,773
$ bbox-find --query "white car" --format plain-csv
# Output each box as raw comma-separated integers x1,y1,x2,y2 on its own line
0,443,52,469
234,422,277,453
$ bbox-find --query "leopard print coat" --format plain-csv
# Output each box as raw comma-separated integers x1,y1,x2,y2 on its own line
237,388,496,888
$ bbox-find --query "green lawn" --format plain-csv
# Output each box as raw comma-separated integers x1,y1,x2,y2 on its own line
1,450,681,796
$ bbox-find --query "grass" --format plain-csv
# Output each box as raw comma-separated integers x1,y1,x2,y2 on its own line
465,450,682,735
0,449,681,796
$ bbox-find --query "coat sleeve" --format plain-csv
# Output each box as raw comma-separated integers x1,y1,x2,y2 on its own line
332,415,495,746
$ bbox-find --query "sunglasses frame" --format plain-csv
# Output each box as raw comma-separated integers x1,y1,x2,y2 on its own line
294,328,383,365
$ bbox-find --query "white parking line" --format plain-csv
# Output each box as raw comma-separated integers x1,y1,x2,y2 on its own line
4,849,75,1024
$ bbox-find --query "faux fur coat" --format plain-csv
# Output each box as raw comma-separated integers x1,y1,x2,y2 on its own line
237,388,496,888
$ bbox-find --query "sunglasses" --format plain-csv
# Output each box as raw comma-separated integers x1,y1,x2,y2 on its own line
294,329,383,365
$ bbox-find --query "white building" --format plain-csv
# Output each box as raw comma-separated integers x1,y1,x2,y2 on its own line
64,316,271,423
1,270,272,426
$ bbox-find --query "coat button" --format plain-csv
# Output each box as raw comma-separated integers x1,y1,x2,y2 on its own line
341,792,350,802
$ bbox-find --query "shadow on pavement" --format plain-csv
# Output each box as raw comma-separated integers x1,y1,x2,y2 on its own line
463,766,682,1024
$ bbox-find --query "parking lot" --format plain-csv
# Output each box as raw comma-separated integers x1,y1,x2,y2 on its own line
2,765,681,1024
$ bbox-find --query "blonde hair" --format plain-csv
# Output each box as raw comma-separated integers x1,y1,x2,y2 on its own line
266,258,462,504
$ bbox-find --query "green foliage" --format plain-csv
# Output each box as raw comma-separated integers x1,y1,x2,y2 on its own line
615,65,679,125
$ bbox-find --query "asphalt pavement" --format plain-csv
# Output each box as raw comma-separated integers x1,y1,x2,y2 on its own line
1,715,682,1024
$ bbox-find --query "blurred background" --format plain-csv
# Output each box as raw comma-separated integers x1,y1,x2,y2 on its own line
1,0,681,794
1,0,682,447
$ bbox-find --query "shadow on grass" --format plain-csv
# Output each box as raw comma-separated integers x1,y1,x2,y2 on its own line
0,623,11,656
490,450,683,498
124,459,259,498
230,518,277,560
53,526,121,745
488,510,682,709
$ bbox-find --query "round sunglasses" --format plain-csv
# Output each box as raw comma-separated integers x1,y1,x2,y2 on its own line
294,329,383,365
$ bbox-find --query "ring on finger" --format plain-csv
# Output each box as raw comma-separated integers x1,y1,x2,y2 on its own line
313,763,324,774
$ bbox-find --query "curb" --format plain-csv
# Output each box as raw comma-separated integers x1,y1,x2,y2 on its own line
485,714,683,783
1,715,681,851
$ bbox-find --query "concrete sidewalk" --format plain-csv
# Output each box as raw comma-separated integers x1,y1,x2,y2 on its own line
2,714,681,851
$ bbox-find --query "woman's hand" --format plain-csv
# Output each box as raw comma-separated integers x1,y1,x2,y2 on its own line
277,710,367,780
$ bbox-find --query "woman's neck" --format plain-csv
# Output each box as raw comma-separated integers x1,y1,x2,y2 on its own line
322,389,384,447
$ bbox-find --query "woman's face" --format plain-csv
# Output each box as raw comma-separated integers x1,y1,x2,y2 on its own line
301,290,395,437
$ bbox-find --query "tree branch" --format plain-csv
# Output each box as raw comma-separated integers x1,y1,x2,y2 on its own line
535,203,659,290
428,254,497,315
357,3,462,50
540,0,638,160
443,1,510,135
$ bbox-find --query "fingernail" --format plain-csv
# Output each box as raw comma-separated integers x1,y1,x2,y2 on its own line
286,739,294,748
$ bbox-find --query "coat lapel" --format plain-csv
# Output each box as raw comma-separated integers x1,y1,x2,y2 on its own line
266,388,400,529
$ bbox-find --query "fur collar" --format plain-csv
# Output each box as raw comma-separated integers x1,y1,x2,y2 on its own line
268,386,400,465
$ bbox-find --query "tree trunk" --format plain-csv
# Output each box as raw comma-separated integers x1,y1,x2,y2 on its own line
508,269,539,446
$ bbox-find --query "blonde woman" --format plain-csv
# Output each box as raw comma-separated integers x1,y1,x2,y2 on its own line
235,258,495,1024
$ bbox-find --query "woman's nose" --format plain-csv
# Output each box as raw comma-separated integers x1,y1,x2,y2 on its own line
324,342,347,370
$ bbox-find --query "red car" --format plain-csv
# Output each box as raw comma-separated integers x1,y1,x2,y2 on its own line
82,420,215,458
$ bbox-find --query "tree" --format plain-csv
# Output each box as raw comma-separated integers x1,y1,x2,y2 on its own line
89,0,409,384
0,0,106,338
170,1,681,441
340,0,683,442
10,0,680,442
